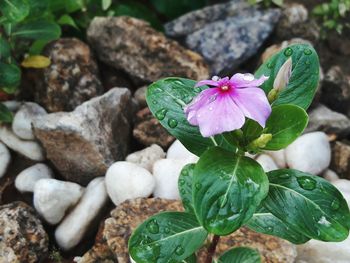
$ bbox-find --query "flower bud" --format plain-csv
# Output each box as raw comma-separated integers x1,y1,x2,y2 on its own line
248,133,272,150
273,57,293,91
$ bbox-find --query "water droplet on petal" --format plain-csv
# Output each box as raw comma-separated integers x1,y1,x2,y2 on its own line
146,219,159,234
304,48,312,55
243,73,255,81
155,108,167,120
284,47,293,57
297,176,316,190
168,118,178,128
331,198,340,210
175,245,185,255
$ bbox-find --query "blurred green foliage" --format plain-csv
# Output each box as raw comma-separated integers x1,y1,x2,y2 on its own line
313,0,350,34
247,0,283,7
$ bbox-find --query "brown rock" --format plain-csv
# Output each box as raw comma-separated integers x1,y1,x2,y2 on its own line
34,38,103,112
331,141,350,179
133,107,175,148
0,201,49,262
101,198,296,263
327,29,350,56
33,88,133,185
87,16,209,83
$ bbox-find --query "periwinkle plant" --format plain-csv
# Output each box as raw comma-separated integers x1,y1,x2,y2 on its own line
128,44,350,263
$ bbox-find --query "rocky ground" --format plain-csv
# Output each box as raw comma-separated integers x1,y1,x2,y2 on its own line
1,0,350,262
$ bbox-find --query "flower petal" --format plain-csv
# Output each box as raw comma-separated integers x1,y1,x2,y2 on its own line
184,88,219,125
230,73,268,88
196,93,245,137
231,87,271,127
195,79,220,87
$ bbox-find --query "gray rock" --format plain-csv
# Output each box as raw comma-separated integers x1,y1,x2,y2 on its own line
164,0,249,37
126,144,165,171
0,142,10,178
0,202,49,262
12,102,47,140
185,7,281,74
87,16,209,83
133,86,147,108
320,66,350,117
34,38,103,112
33,88,132,185
306,104,350,135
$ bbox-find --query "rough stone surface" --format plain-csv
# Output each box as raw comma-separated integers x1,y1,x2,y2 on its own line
34,179,84,224
275,4,320,43
327,29,350,56
55,177,108,250
34,38,103,112
133,86,147,108
331,141,350,179
265,149,286,168
0,201,49,262
321,66,350,117
184,7,281,74
0,125,45,161
133,107,175,148
0,142,11,178
33,88,132,185
105,162,155,205
12,102,47,140
285,132,331,175
126,144,165,171
102,198,297,263
87,16,209,83
306,104,350,136
15,163,53,193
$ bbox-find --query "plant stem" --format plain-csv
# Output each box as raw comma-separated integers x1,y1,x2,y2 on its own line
205,235,220,263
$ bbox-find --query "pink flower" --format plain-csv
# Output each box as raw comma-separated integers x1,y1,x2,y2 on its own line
184,74,271,137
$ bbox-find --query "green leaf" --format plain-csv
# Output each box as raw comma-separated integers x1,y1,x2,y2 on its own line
0,37,11,61
264,169,350,242
178,163,196,214
263,104,308,150
0,0,30,23
0,62,21,88
57,14,79,29
255,44,320,110
246,207,310,244
146,78,234,156
12,19,61,40
184,254,197,263
129,212,207,263
27,0,48,17
193,147,269,235
102,0,112,10
0,102,13,123
217,247,261,263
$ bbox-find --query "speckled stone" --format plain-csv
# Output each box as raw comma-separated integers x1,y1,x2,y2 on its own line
331,141,350,180
33,88,132,185
34,38,103,112
87,16,209,83
133,108,175,148
164,0,249,37
101,198,296,263
0,201,49,263
185,8,281,74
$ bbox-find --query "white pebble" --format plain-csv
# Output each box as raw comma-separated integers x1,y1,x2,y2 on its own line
2,101,21,112
153,159,191,200
167,140,199,163
0,125,44,161
0,142,11,178
322,169,339,182
105,161,155,205
285,132,331,175
265,149,286,168
126,144,165,171
55,177,108,250
34,179,84,225
256,154,278,172
12,102,46,140
15,163,53,192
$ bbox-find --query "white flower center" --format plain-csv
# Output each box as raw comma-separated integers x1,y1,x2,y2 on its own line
221,85,229,91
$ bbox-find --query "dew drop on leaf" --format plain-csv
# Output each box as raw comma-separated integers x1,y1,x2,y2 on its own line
195,183,202,190
297,176,316,190
279,173,291,179
284,47,293,56
146,219,159,234
179,179,186,186
168,118,178,128
175,245,185,255
331,198,340,210
304,48,312,55
155,108,167,120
